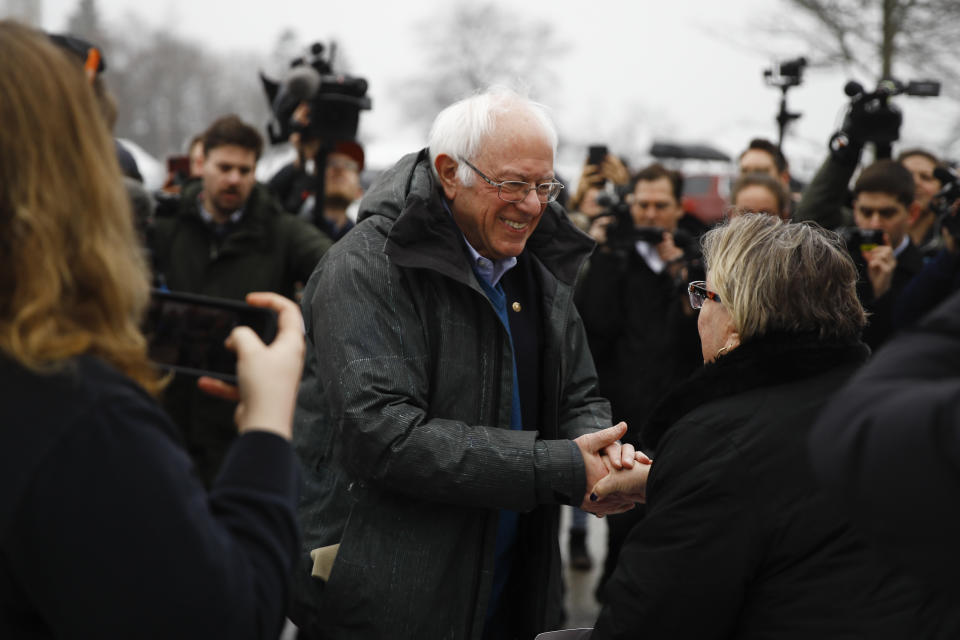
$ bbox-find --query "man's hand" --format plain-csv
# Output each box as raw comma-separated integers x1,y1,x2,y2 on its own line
574,422,631,514
599,154,630,186
656,231,684,265
589,215,614,246
863,243,896,298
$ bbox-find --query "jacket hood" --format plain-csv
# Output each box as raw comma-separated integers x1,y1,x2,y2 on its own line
357,148,595,286
642,332,870,450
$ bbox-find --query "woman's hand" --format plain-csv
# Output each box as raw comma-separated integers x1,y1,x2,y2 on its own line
591,452,653,506
197,292,306,440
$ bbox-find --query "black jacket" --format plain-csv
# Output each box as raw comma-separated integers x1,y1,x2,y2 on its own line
576,247,702,449
858,239,924,349
592,333,923,639
811,290,960,638
0,354,298,639
150,180,331,301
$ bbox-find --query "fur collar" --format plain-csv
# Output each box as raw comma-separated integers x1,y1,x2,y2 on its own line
642,332,869,450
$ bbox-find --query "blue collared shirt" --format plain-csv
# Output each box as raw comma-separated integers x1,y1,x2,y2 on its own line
442,197,517,287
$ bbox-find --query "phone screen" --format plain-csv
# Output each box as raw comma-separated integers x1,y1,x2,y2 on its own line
144,290,278,383
587,145,608,166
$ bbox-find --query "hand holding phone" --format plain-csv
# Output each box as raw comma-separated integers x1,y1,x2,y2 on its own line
587,144,608,167
146,290,278,384
196,292,305,440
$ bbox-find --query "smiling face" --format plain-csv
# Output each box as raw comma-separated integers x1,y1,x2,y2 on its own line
440,112,554,261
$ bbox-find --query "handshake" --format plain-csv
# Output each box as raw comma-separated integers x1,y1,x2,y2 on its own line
574,422,652,516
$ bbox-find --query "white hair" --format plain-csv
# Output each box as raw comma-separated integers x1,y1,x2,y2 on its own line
428,86,558,185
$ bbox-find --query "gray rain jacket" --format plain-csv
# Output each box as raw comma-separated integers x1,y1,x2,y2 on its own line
291,149,612,639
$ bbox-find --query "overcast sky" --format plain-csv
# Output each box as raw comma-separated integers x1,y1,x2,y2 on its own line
36,0,958,179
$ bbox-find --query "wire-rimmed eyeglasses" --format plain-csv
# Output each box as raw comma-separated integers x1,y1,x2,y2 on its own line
459,157,564,204
687,281,722,309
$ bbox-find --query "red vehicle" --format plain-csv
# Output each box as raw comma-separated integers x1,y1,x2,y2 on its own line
682,173,731,226
649,141,733,226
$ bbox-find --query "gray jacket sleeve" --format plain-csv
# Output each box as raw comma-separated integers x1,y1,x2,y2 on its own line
301,239,586,512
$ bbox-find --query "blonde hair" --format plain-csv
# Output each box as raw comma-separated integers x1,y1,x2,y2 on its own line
0,21,163,393
701,214,865,342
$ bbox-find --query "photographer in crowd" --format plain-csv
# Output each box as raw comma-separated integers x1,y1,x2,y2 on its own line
576,162,705,598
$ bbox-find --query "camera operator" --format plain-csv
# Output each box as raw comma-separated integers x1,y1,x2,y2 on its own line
793,79,941,349
839,160,924,349
261,44,370,243
575,163,705,599
267,101,365,241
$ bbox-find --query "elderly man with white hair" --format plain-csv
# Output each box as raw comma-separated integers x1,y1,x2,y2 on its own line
290,87,638,640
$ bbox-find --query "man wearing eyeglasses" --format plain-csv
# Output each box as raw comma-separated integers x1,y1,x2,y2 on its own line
291,87,638,640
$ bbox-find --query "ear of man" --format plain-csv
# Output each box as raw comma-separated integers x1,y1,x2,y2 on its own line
435,154,460,200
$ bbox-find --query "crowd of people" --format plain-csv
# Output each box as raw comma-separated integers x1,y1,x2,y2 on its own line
4,16,960,640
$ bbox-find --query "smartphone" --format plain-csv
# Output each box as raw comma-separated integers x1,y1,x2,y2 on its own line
144,290,278,383
587,144,608,167
166,155,191,184
853,228,885,253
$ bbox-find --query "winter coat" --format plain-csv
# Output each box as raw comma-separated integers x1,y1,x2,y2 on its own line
150,179,331,301
291,149,611,640
812,289,960,638
593,333,923,639
0,354,299,639
576,246,703,450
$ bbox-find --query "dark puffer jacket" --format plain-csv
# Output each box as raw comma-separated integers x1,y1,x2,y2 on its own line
291,149,612,639
593,333,924,639
150,179,331,301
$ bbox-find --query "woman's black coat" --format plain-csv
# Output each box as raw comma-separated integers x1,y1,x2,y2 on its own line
593,333,922,639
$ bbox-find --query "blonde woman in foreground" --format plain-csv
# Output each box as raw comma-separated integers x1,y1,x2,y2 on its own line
0,20,304,639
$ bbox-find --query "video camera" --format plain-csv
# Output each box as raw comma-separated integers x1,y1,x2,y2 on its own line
763,56,807,89
260,42,371,145
593,192,702,279
763,57,807,149
594,193,665,249
831,77,940,159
